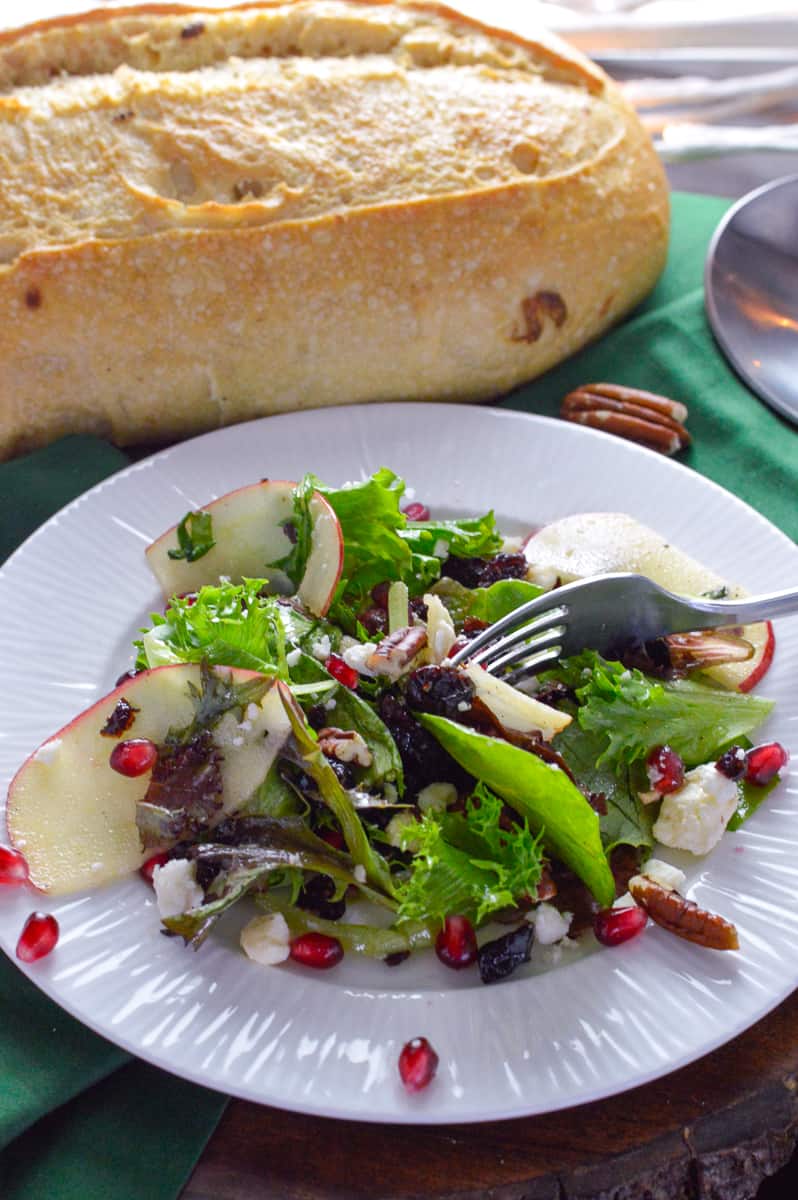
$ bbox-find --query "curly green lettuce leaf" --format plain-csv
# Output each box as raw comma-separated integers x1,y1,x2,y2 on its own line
555,652,774,771
431,577,544,625
395,783,544,926
417,714,615,907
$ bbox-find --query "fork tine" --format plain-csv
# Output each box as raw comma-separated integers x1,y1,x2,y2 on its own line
468,604,569,668
501,646,562,686
476,624,567,675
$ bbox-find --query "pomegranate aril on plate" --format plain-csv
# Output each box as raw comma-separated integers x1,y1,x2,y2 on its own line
16,912,59,962
289,931,344,969
398,1036,439,1093
324,654,359,690
402,502,431,522
0,844,29,886
435,914,478,969
140,851,170,884
646,745,684,795
109,737,158,777
593,905,647,947
745,742,789,787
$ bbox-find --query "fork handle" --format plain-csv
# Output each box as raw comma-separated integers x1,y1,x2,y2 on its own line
674,586,798,628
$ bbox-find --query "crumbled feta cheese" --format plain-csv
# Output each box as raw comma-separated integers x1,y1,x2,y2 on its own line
353,864,367,883
531,903,572,945
653,763,739,855
639,858,687,893
457,700,470,712
385,811,419,849
501,535,523,554
311,634,332,661
286,648,302,667
417,781,457,813
152,859,204,919
341,641,378,677
433,539,449,558
240,913,291,965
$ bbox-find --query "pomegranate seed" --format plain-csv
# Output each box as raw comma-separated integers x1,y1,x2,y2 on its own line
745,742,789,787
289,931,344,969
0,844,29,887
319,828,345,851
398,1036,439,1093
371,581,390,608
140,851,170,884
176,591,198,606
435,914,478,969
402,502,430,522
16,912,59,963
324,654,359,690
109,738,158,777
593,905,647,947
646,745,684,795
716,745,747,780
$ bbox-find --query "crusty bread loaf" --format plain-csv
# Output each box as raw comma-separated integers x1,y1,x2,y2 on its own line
0,1,669,459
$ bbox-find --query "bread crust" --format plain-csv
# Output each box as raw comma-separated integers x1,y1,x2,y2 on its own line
0,1,669,459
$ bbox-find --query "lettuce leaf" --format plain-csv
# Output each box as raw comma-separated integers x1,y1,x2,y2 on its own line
395,784,544,925
431,577,544,625
418,715,615,907
555,652,774,770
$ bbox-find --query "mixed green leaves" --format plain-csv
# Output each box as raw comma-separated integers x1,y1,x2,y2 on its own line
418,714,615,907
396,784,544,926
552,652,773,770
166,510,215,562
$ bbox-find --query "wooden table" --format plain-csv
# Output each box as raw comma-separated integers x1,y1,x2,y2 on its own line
183,987,798,1199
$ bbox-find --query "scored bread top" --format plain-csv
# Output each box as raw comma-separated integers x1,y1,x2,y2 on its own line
0,1,622,263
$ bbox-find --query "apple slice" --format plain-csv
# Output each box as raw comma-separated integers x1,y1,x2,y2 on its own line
461,663,571,739
6,664,291,895
523,513,773,692
145,480,344,617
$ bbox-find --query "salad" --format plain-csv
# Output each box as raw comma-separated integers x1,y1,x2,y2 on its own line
5,468,789,987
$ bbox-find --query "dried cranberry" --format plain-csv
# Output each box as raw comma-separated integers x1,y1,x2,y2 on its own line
109,738,158,777
405,665,474,721
593,905,647,947
16,912,59,962
745,742,789,787
325,654,359,690
385,950,410,967
715,745,747,780
435,915,478,970
140,851,170,884
645,745,684,795
290,932,344,969
533,680,575,708
398,1037,439,1093
402,502,430,522
0,844,29,887
371,581,391,608
462,616,490,637
441,553,527,589
477,924,533,984
297,874,347,920
100,697,140,737
378,692,471,799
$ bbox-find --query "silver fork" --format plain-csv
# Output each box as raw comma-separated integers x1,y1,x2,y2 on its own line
447,573,798,685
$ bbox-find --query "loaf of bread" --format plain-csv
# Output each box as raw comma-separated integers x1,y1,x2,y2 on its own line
0,1,669,459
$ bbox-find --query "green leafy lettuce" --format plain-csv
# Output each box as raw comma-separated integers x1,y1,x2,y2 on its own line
554,652,773,770
395,784,544,926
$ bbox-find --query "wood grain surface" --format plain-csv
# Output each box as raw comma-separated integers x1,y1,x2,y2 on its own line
183,987,798,1200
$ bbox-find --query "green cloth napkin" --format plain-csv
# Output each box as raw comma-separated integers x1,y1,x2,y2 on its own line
0,192,794,1200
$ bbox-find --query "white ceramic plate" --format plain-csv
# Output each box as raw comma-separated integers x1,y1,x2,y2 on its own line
1,403,796,1123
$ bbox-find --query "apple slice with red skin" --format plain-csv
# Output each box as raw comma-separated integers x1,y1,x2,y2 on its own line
146,480,344,617
523,513,774,692
6,664,291,895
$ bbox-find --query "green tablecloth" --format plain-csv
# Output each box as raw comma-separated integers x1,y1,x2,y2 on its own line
1,191,795,1199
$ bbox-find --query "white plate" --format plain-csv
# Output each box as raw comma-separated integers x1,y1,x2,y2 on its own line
1,403,796,1124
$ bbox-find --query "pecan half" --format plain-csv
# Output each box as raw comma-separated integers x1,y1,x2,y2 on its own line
317,727,373,768
628,875,739,950
561,383,690,455
366,626,428,680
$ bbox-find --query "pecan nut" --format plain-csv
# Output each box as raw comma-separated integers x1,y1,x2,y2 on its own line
561,383,690,455
366,626,428,680
628,875,739,950
317,727,373,768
